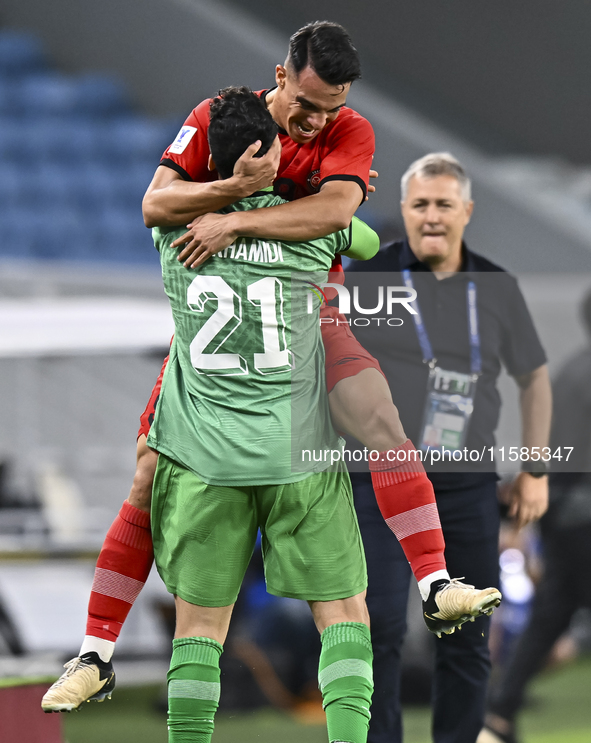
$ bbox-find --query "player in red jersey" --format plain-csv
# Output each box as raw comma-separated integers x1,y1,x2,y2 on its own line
42,21,500,714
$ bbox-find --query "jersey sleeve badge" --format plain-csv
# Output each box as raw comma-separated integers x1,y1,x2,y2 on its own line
307,169,321,191
169,126,197,154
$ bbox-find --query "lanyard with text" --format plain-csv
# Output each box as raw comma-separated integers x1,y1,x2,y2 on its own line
402,270,481,452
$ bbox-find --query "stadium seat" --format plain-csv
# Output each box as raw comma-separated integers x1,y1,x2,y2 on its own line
0,29,171,265
95,206,156,263
2,206,95,260
33,208,90,260
76,162,128,211
0,78,19,115
73,73,130,117
0,31,47,76
0,119,22,161
73,161,152,214
23,118,106,163
19,73,81,116
111,163,155,210
100,117,174,163
1,208,41,259
33,163,81,208
0,162,26,207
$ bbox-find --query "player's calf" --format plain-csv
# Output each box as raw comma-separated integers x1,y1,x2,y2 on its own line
167,636,223,743
369,440,502,635
369,440,449,583
318,622,373,743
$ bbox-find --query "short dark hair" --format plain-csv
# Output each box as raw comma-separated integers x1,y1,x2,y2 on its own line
287,21,361,87
208,86,278,179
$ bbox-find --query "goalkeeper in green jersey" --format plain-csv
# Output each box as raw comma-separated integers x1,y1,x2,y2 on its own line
147,86,379,743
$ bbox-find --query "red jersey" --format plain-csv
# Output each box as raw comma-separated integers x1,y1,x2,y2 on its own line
160,89,374,287
160,89,375,203
137,89,375,441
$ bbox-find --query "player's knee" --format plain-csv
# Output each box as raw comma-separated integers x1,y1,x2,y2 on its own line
311,592,370,633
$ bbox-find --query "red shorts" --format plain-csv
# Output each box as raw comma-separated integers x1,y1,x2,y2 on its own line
320,305,385,393
137,308,384,437
137,355,168,439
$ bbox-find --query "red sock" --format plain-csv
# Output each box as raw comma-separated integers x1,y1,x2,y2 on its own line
86,501,154,642
369,440,446,581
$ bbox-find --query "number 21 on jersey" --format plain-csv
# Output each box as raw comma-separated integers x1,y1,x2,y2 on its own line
187,275,292,376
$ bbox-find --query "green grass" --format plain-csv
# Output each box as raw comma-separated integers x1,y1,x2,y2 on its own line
62,656,591,743
517,656,591,743
62,685,168,743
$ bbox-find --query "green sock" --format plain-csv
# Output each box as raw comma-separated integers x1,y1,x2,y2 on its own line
318,622,373,743
167,636,223,743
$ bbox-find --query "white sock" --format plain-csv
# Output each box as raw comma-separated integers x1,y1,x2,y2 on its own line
79,636,116,663
418,569,451,602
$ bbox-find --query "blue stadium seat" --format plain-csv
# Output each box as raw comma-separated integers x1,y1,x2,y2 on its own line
128,161,157,201
100,117,174,163
34,208,89,259
95,206,156,263
22,118,106,163
0,162,26,207
10,73,130,119
0,205,95,260
110,163,154,210
0,30,172,264
0,32,47,76
0,119,22,161
0,78,18,115
71,161,151,213
73,74,130,117
33,163,81,208
76,162,126,211
19,73,80,116
1,208,43,259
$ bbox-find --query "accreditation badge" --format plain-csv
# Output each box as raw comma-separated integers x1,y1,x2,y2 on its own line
418,367,478,452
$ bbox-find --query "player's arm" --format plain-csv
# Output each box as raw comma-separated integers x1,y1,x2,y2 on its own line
174,179,363,268
506,363,552,528
142,141,278,227
340,216,380,261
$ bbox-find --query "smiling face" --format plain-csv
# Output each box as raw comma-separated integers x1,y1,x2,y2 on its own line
267,63,350,145
401,174,474,273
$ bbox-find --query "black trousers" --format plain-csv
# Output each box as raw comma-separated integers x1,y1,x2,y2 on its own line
352,473,500,743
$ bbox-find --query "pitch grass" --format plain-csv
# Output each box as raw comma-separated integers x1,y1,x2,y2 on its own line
63,656,591,743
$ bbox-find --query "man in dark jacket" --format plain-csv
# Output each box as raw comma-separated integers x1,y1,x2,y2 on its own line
347,152,551,743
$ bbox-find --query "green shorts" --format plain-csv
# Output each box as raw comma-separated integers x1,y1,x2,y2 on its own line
151,454,367,607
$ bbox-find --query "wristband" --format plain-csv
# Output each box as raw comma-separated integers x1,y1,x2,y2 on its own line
520,459,548,478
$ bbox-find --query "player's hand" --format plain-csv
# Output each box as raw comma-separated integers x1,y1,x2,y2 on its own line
506,472,549,529
231,137,282,197
365,169,378,201
171,212,238,268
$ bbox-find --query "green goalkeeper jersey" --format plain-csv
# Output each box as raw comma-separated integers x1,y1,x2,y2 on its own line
147,188,377,486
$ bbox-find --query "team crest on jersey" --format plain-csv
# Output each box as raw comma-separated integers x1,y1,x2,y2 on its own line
169,126,197,154
307,169,321,191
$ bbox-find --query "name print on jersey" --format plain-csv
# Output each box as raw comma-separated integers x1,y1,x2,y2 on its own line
217,239,284,263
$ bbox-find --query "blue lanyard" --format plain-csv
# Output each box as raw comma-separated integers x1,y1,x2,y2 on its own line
402,270,482,376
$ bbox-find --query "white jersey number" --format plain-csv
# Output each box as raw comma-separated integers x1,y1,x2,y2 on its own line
187,275,292,376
